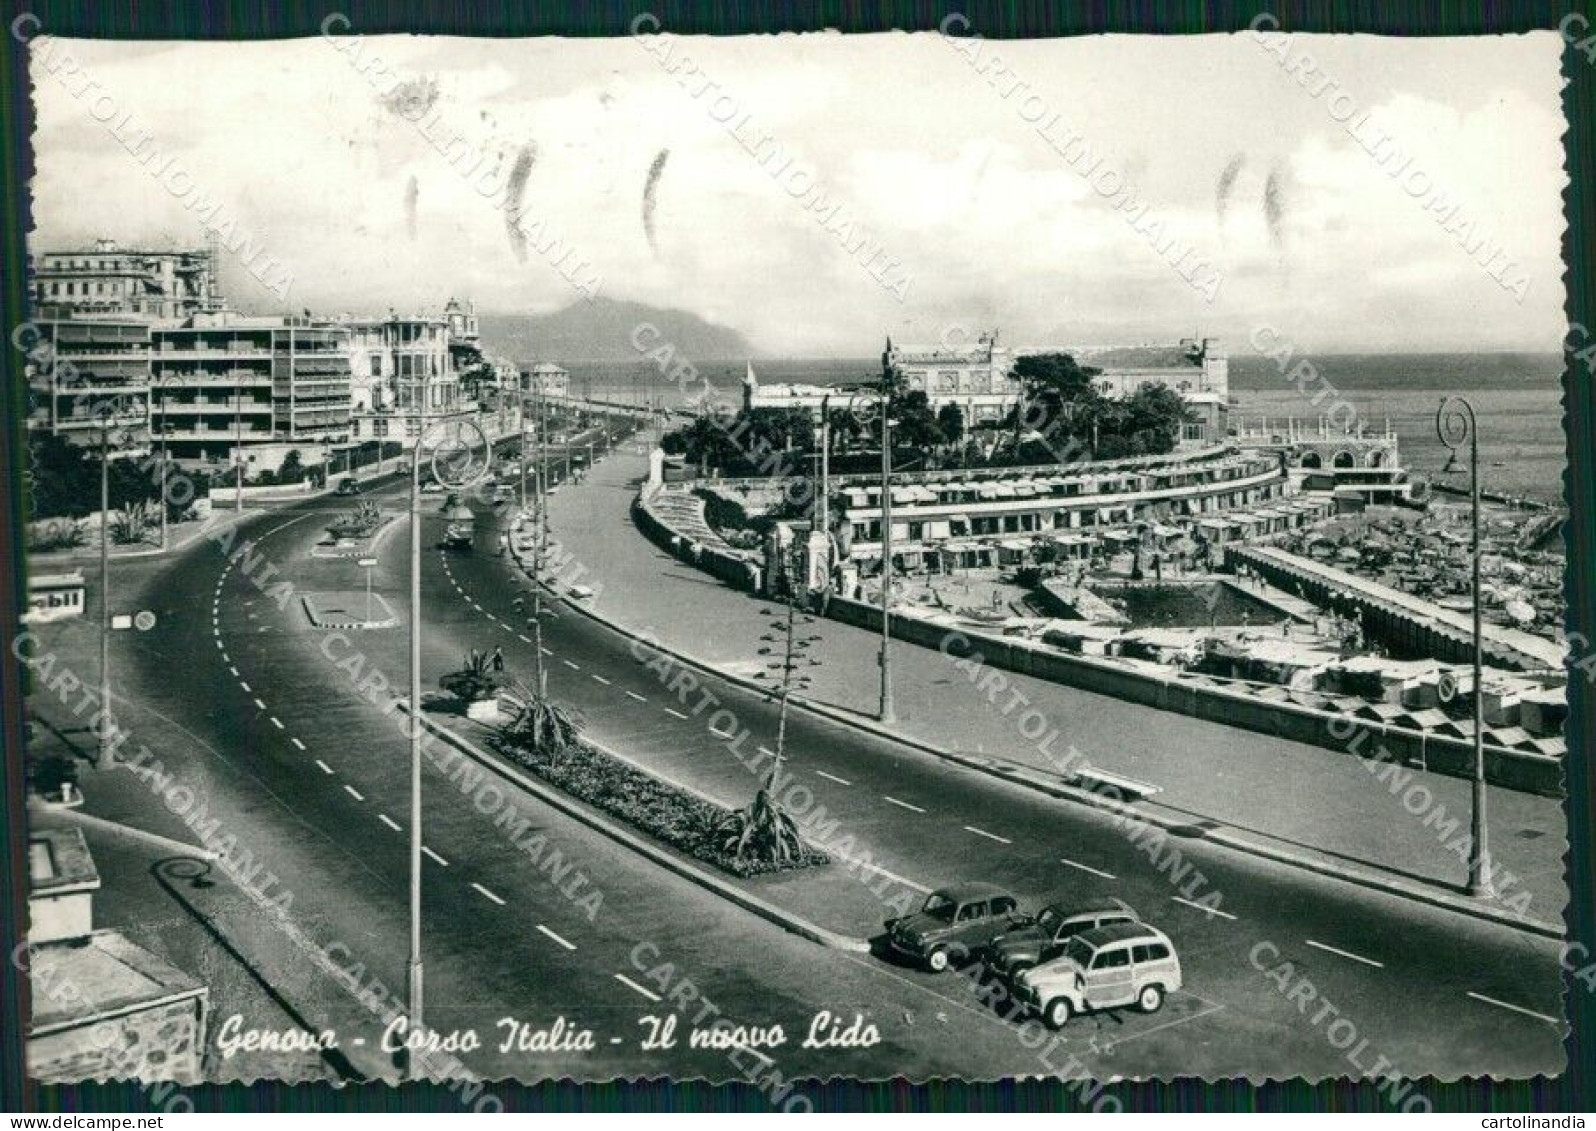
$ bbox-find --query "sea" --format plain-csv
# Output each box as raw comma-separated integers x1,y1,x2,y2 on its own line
562,352,1570,506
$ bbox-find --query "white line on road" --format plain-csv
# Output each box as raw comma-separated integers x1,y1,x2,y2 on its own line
315,759,334,774
964,825,1012,845
343,785,365,802
253,698,266,710
815,770,852,786
291,738,306,751
562,659,580,670
270,716,284,730
664,707,688,720
1171,896,1237,920
626,691,647,702
591,674,612,685
518,634,532,643
540,647,554,655
1059,857,1116,880
537,924,577,951
613,973,662,1003
378,814,401,832
1466,991,1560,1026
240,681,251,692
471,882,506,906
883,796,926,814
422,846,449,867
1304,939,1383,968
709,726,735,739
229,666,239,676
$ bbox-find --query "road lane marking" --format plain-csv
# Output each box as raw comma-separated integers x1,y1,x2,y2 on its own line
1059,857,1116,880
664,707,688,720
229,666,239,676
541,647,554,655
270,716,284,730
884,796,926,814
591,674,612,685
378,814,401,832
253,698,267,710
291,738,306,751
613,974,662,1003
562,659,580,670
1171,896,1237,920
1466,992,1560,1026
536,924,577,951
471,882,506,906
422,846,449,867
316,759,334,774
221,652,228,663
964,825,1012,845
240,681,251,692
1305,939,1383,968
709,725,736,739
518,634,532,643
815,770,851,786
626,691,647,702
343,785,365,802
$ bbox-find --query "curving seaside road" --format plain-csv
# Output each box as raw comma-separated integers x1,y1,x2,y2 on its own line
52,422,1566,1087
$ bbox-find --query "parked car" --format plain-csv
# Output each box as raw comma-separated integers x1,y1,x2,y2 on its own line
1012,922,1182,1028
421,481,444,494
884,884,1028,972
335,477,361,496
984,900,1139,979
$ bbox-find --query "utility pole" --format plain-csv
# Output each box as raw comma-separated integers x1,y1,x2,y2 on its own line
878,370,895,725
157,414,170,552
97,419,114,768
406,387,426,1071
234,393,244,513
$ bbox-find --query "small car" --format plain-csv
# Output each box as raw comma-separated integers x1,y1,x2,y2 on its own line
984,900,1139,979
1012,922,1182,1029
335,478,361,496
568,583,596,600
884,884,1028,972
420,481,444,494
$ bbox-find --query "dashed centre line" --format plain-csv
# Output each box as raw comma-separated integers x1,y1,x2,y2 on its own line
613,974,662,1003
1171,896,1237,921
1305,939,1384,968
964,825,1012,845
591,674,612,685
270,716,285,730
664,707,688,720
253,698,267,711
536,924,577,951
562,659,580,670
315,759,334,775
1059,857,1116,880
471,882,506,906
378,814,401,832
291,738,306,751
422,846,450,867
883,796,926,814
343,784,365,802
626,691,647,702
1466,991,1560,1026
815,770,852,786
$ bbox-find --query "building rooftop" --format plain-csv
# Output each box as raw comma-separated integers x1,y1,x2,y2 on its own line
27,930,206,1037
28,828,100,898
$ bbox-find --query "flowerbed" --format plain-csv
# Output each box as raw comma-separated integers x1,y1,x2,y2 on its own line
486,734,827,878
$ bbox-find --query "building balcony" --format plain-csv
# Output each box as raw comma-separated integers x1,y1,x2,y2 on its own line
155,400,273,414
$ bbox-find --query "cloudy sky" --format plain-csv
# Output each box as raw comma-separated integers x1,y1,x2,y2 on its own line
28,28,1566,355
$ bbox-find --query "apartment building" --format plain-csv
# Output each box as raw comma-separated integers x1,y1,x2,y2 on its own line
25,318,152,453
340,311,465,447
29,239,223,321
150,312,352,472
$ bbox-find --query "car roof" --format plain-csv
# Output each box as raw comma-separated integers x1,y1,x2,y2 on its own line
1045,901,1136,921
932,883,1016,904
1078,922,1166,947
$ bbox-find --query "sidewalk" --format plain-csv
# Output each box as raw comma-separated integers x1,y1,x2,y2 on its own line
538,443,1569,933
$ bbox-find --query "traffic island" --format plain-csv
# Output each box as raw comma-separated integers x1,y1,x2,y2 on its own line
300,591,399,631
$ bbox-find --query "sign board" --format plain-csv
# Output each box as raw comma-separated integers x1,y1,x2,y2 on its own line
110,614,133,630
357,557,379,567
133,610,157,632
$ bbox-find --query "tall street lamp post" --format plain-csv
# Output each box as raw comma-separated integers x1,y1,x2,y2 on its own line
1437,395,1491,899
877,371,896,725
97,416,115,768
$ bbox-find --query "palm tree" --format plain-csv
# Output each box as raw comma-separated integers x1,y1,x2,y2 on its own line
498,678,582,763
440,648,500,704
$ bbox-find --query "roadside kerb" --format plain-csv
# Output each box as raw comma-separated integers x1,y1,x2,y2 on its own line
508,538,1564,941
412,709,872,954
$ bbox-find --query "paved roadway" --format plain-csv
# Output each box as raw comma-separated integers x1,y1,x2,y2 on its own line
79,420,1567,1085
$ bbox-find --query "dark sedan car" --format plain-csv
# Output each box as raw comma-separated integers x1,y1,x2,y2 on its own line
985,901,1140,978
885,884,1028,972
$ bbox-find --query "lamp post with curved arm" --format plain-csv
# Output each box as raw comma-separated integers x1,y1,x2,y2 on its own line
1436,395,1490,899
404,407,489,1072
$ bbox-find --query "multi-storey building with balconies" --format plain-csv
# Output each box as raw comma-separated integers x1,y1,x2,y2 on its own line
337,311,465,448
24,318,153,454
149,312,352,473
29,239,223,321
